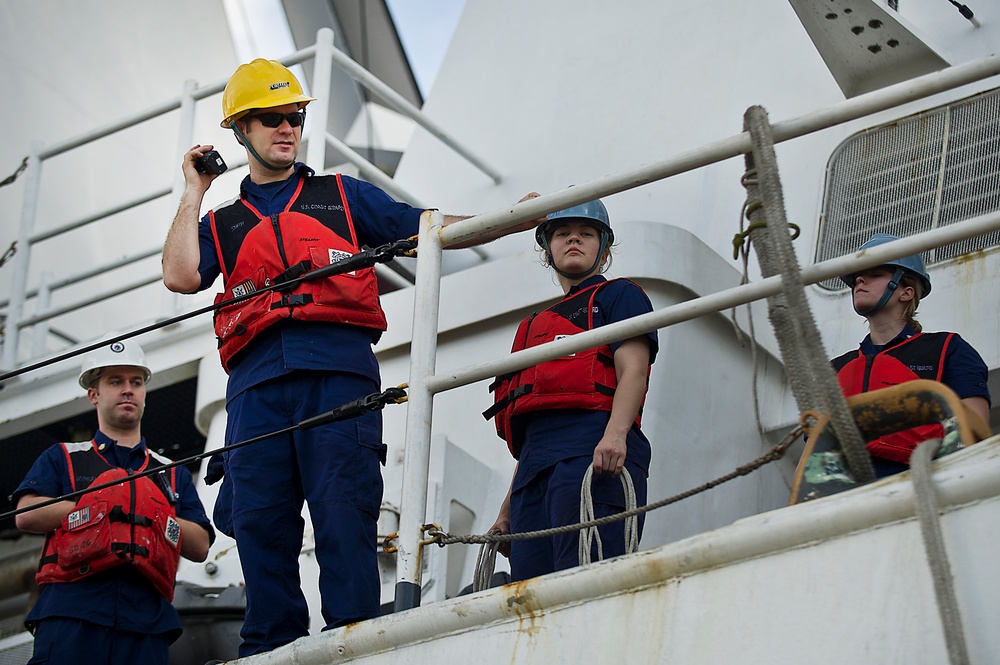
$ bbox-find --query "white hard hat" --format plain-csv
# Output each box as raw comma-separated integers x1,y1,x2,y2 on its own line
78,338,152,389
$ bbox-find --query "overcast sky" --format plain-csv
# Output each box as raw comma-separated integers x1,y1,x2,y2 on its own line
385,0,467,96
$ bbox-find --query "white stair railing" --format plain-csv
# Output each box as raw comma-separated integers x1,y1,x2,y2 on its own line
0,27,499,373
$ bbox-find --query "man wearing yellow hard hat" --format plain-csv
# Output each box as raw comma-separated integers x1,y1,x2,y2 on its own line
162,59,542,656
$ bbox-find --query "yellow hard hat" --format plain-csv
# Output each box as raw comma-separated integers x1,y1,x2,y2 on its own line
220,59,316,128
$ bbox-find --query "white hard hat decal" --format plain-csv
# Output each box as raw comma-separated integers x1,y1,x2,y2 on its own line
78,336,152,389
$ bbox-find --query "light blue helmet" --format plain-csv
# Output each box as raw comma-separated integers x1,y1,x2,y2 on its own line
535,199,613,279
535,199,613,247
841,233,931,315
840,233,932,296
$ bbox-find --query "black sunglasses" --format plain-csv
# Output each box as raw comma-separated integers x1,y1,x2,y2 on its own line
246,110,306,128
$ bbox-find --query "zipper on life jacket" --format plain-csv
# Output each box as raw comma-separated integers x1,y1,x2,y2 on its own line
270,213,305,311
861,353,875,392
127,469,137,563
271,214,292,270
522,313,538,347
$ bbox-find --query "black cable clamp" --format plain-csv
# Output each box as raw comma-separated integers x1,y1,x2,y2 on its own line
299,386,408,430
0,157,28,188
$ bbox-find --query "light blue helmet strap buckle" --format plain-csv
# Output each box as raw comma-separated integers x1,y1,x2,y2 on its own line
229,121,287,172
856,267,905,316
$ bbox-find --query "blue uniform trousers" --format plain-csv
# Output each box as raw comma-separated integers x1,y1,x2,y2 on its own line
28,617,171,665
508,456,647,581
223,371,385,656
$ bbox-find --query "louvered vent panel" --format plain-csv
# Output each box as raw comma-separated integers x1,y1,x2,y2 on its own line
816,87,1000,290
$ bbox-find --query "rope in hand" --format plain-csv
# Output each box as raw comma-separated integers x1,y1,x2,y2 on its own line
473,466,640,590
579,466,638,566
473,530,503,593
432,424,804,559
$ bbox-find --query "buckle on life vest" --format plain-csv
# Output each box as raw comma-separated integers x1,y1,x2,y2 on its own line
271,293,314,309
111,542,150,559
273,260,312,290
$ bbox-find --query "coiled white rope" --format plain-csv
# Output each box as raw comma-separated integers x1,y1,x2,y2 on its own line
578,466,639,565
473,531,502,593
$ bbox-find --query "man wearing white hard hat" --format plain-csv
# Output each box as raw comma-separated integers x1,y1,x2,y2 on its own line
12,339,215,665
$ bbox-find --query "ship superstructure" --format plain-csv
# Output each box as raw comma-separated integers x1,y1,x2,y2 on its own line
1,1,998,663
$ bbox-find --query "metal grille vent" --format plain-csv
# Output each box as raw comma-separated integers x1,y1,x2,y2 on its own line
815,86,1000,290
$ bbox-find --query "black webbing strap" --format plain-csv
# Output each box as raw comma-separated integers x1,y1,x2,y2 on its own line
481,384,532,420
111,542,149,558
272,260,312,289
108,505,153,527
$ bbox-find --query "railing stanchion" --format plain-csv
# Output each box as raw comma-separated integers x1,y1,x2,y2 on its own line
163,78,200,317
2,143,43,372
394,210,444,611
31,271,53,358
307,28,334,171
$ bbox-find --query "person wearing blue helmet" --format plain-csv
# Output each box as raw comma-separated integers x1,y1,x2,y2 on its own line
485,198,658,580
832,233,990,477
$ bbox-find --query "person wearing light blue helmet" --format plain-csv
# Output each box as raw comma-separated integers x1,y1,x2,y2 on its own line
485,198,659,580
832,233,990,478
839,232,933,316
534,199,614,279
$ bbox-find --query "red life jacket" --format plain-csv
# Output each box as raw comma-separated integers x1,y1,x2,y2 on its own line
484,280,646,459
832,332,953,464
35,442,182,601
209,173,387,372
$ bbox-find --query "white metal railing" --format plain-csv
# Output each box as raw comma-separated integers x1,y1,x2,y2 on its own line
0,27,498,372
392,53,1000,609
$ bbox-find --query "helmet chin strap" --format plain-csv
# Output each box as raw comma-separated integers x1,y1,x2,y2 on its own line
854,267,905,316
544,233,611,280
229,121,294,173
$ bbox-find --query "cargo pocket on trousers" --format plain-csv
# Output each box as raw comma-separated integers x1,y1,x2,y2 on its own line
354,417,386,521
